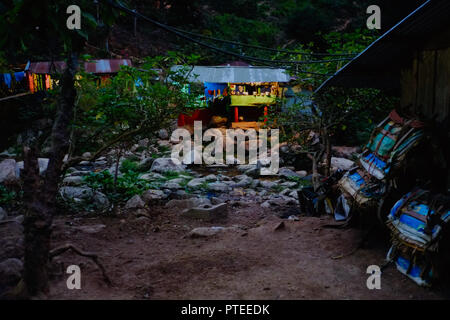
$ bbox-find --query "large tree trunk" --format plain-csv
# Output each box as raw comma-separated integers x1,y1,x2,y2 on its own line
23,54,78,296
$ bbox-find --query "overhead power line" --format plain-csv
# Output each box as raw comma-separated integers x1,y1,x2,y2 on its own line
167,25,357,58
103,0,354,73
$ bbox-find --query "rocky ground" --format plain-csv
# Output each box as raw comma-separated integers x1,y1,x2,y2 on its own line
0,133,447,299
44,205,447,300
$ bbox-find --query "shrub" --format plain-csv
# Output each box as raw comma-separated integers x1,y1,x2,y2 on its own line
0,184,17,205
83,170,157,204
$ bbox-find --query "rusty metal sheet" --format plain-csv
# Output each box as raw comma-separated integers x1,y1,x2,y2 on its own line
27,59,132,74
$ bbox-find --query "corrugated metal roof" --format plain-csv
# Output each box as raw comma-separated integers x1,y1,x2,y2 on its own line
316,0,450,92
27,61,67,74
171,65,292,83
26,59,132,74
219,61,251,66
84,59,131,73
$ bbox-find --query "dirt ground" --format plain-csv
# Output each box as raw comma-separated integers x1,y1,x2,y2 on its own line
46,202,448,300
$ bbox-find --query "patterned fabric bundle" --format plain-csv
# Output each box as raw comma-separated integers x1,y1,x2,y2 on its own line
386,189,450,286
337,110,424,209
359,110,424,180
386,244,433,286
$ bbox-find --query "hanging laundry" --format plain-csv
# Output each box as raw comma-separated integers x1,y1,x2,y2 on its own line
45,74,52,90
27,73,34,93
3,73,12,89
14,71,25,83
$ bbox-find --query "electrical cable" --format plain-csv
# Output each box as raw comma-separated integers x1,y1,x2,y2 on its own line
167,25,357,57
103,0,354,71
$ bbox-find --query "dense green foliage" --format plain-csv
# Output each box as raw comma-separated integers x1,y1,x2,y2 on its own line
121,0,424,65
0,0,121,63
1,1,412,167
260,28,398,149
67,53,202,158
83,169,155,203
0,184,19,205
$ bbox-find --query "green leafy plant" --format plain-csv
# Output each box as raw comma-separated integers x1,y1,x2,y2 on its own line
272,185,286,193
157,145,171,154
162,170,181,180
0,184,18,205
285,176,313,187
262,29,397,181
83,170,157,204
120,159,139,174
65,53,201,165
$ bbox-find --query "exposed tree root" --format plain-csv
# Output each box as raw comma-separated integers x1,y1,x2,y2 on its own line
49,244,112,286
331,247,360,260
0,219,21,225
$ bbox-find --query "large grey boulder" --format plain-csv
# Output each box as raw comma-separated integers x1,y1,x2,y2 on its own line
207,182,230,192
181,203,228,221
0,159,17,183
140,172,166,181
158,129,169,140
244,166,260,178
38,158,49,174
261,201,271,208
188,226,225,238
281,181,297,188
225,155,241,165
0,207,6,221
165,198,211,210
59,187,110,212
257,158,272,167
279,188,292,196
162,181,182,190
150,158,186,173
296,170,308,178
233,175,253,188
141,189,167,202
204,174,217,182
138,157,155,172
66,170,91,177
62,175,85,186
92,192,110,211
250,179,260,188
59,186,94,201
187,177,206,189
289,190,299,199
260,180,276,189
331,157,355,171
278,167,304,179
138,138,150,147
82,152,92,160
124,195,145,210
0,258,23,287
94,159,108,166
0,150,16,158
237,164,255,172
